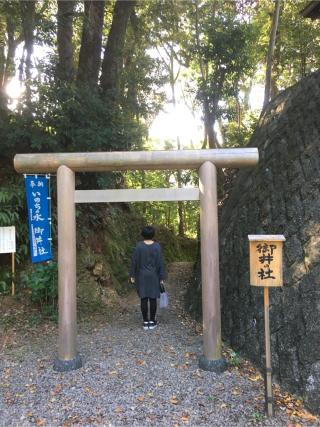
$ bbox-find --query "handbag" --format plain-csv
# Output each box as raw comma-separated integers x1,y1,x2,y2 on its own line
159,291,169,309
160,281,165,293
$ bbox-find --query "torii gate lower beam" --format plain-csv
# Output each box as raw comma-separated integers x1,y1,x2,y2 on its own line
14,148,259,373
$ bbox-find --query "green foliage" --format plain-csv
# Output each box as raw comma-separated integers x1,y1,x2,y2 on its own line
250,411,266,423
229,351,241,367
27,312,44,326
4,80,144,157
199,17,256,101
253,0,320,90
0,271,12,295
0,182,29,263
223,110,260,148
191,2,259,122
125,167,199,238
21,261,58,317
0,312,16,328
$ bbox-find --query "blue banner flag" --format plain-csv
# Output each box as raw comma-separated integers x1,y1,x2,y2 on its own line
25,175,53,263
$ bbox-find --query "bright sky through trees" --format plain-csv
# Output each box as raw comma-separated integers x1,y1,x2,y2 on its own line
149,101,203,149
149,83,264,149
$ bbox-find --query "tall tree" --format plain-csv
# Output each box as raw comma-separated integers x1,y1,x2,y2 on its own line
57,1,75,82
190,1,256,148
194,0,219,148
20,0,36,107
77,0,105,86
100,0,136,100
263,0,281,109
0,3,24,107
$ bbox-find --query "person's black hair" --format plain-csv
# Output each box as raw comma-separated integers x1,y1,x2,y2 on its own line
141,226,155,240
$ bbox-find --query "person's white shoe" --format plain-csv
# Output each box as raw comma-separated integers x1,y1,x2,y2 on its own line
143,321,149,330
148,321,157,330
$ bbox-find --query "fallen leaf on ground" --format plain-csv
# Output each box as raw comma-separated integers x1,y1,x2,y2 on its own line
292,410,317,421
170,396,179,405
85,386,97,396
248,374,262,381
135,360,146,366
51,384,62,395
36,419,46,426
114,405,123,413
137,395,145,402
180,413,190,422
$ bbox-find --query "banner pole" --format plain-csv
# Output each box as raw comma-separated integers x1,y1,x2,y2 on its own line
11,252,15,296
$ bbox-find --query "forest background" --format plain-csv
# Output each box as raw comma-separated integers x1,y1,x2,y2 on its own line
0,0,320,317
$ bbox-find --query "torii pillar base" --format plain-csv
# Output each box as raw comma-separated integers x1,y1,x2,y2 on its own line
199,355,228,373
53,354,82,372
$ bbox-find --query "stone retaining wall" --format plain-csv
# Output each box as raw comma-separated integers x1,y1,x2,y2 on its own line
219,70,320,413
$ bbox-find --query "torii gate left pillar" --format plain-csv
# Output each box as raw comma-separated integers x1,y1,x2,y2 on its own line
14,148,259,373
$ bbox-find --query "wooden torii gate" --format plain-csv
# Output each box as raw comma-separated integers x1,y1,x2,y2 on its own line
14,148,259,372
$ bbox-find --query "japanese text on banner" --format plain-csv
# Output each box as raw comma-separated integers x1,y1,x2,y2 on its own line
25,175,52,263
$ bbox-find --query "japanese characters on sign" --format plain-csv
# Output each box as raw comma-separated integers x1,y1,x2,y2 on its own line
25,175,53,263
248,235,285,287
0,226,16,254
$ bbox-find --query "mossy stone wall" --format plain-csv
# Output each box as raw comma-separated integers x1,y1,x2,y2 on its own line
219,70,320,413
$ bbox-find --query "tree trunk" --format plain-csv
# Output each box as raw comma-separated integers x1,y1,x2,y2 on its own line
77,0,105,86
20,1,35,107
141,170,147,214
176,138,185,237
263,0,281,109
243,80,252,111
235,96,241,132
203,99,219,148
57,1,75,82
0,18,7,115
3,17,17,87
100,0,135,100
177,193,185,237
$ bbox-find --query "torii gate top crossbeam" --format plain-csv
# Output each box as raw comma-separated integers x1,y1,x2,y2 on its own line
14,148,258,173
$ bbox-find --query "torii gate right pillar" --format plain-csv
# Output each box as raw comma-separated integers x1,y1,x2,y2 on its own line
199,161,227,372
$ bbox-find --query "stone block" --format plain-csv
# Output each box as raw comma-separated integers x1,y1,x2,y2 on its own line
306,362,320,413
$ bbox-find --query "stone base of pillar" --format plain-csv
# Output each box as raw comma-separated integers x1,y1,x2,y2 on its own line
199,355,228,373
53,354,82,372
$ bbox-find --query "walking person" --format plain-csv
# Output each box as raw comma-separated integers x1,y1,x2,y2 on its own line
130,226,166,330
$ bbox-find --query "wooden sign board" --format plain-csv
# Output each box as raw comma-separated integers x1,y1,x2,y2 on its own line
0,226,16,254
248,235,285,287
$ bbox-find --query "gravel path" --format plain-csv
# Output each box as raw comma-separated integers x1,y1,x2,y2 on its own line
0,262,318,426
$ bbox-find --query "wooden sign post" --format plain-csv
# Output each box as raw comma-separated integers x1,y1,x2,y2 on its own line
248,235,285,417
0,226,16,295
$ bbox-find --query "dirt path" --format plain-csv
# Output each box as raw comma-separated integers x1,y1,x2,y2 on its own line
0,262,318,426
